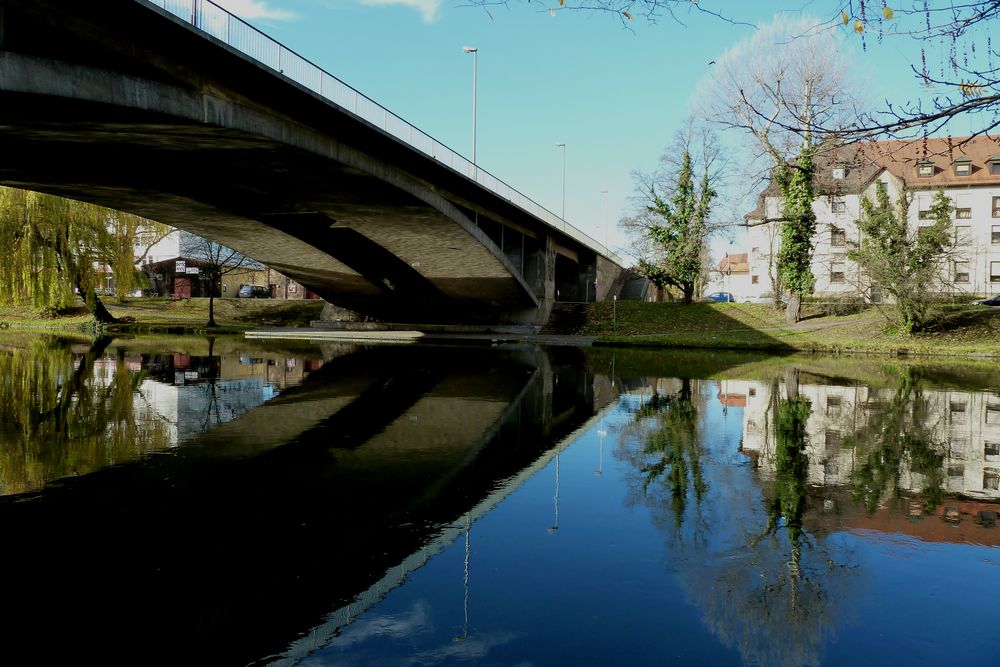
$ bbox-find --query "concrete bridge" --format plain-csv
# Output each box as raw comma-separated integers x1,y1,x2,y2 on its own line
0,0,626,325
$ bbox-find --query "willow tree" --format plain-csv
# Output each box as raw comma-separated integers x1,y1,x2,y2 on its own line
0,186,166,321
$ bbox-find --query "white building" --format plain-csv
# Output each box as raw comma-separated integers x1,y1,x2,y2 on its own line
744,136,1000,301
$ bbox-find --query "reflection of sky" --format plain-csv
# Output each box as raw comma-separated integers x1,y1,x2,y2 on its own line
296,378,1000,667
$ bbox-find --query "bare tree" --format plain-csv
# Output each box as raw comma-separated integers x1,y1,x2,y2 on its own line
697,16,863,322
180,233,256,327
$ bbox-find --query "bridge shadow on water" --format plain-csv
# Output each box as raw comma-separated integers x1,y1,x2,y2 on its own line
0,341,616,665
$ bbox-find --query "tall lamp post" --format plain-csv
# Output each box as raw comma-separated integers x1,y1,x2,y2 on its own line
462,46,478,172
555,142,566,219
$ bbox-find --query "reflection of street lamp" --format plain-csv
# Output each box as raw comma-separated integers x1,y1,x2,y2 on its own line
548,455,560,533
555,142,566,219
596,416,606,477
452,512,471,642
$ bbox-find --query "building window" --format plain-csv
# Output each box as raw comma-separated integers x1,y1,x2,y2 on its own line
917,161,934,177
991,262,1000,283
831,199,846,213
985,468,1000,490
991,160,1000,175
954,261,970,283
748,387,756,397
751,275,759,284
948,464,964,477
832,167,845,180
953,158,972,176
918,209,934,220
994,196,1000,218
986,442,1000,458
955,208,972,220
826,395,842,417
955,226,972,245
830,262,845,283
831,227,846,246
992,226,1000,244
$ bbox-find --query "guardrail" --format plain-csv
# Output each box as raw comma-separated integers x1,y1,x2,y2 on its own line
142,0,621,264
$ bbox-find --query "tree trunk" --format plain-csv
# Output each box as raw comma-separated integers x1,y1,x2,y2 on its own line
79,283,118,323
207,292,217,328
682,283,695,304
784,292,802,324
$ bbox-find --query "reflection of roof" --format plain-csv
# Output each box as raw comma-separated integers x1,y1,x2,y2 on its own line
717,253,749,274
718,392,747,408
807,491,1000,547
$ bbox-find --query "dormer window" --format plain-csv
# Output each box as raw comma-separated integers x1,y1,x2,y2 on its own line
989,156,1000,176
954,157,972,176
917,159,934,177
832,166,845,180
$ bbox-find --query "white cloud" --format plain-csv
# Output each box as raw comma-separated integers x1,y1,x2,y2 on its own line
212,0,298,20
359,0,443,23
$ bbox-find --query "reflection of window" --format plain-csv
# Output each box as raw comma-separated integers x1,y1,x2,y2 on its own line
951,401,968,425
987,405,1000,424
832,167,845,180
824,461,840,477
826,395,842,417
984,468,1000,490
831,199,846,213
748,387,757,397
947,464,965,477
825,430,842,448
751,275,759,284
986,442,1000,458
831,227,846,247
954,261,970,283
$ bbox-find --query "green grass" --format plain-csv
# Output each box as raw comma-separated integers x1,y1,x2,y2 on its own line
0,297,325,334
584,301,1000,357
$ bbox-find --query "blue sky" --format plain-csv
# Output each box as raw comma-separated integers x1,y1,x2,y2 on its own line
210,0,968,262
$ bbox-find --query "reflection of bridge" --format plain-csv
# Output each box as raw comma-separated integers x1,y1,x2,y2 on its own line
0,343,610,664
0,0,625,325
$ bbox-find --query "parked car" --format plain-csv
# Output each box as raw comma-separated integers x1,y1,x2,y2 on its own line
705,291,735,303
971,295,1000,306
743,292,782,305
238,284,270,298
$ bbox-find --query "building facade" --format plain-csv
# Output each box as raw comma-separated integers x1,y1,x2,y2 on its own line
744,136,1000,301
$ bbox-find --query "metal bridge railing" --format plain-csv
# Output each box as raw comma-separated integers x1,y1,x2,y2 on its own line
142,0,621,264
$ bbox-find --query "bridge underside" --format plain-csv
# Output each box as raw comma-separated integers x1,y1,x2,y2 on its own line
0,0,624,324
0,86,536,323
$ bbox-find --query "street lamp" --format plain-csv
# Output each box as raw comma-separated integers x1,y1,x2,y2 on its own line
600,188,609,251
555,142,566,219
462,46,478,171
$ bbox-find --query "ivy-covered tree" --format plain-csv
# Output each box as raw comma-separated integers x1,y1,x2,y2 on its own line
624,147,716,303
775,145,818,323
849,183,952,333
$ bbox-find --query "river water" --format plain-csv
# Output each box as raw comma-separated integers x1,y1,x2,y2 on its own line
0,333,996,665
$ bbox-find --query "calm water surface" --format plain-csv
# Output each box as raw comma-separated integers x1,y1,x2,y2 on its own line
0,333,997,666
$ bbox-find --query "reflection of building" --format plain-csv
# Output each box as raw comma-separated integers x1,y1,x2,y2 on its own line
739,380,1000,501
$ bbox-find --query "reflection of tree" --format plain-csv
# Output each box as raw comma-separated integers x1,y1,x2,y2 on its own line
0,336,173,495
674,375,854,667
617,378,705,535
845,370,945,513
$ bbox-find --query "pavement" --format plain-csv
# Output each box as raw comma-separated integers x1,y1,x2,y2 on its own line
244,327,597,347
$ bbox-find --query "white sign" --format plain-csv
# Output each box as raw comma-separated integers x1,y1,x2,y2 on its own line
185,267,200,274
175,260,186,272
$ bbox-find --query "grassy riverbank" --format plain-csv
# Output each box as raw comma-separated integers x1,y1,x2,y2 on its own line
0,297,325,334
583,301,1000,357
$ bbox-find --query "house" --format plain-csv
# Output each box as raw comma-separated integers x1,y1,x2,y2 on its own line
744,136,1000,301
704,252,751,299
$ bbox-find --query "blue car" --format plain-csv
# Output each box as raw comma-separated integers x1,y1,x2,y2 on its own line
705,292,735,302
